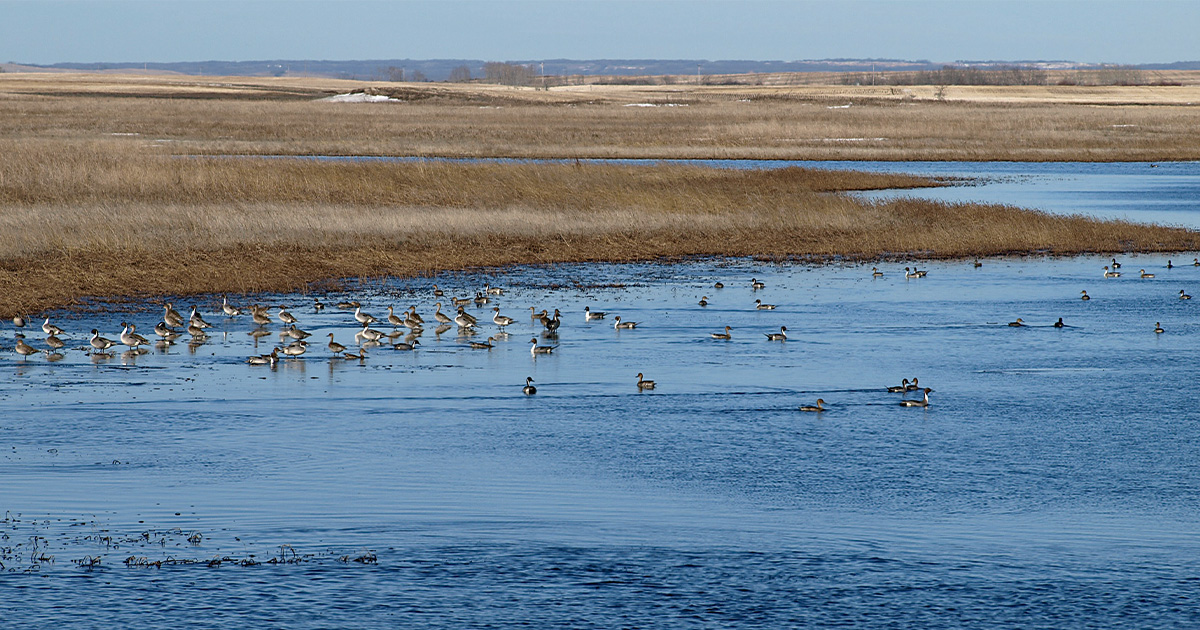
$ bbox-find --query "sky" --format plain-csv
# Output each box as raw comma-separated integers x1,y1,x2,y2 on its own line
2,0,1197,65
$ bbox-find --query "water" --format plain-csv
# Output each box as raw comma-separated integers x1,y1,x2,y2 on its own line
3,254,1200,628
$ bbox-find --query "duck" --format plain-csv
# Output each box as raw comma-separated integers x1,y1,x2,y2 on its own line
905,377,921,392
1140,269,1155,279
1103,266,1121,278
713,282,724,289
913,267,928,277
186,321,208,337
613,316,638,329
313,298,325,311
393,339,420,351
473,292,490,306
469,336,496,350
973,260,983,268
119,322,150,350
872,267,883,277
899,388,932,407
1008,318,1025,327
45,333,66,351
163,303,185,328
433,302,453,325
529,307,548,325
886,378,910,393
342,348,368,361
1111,258,1121,269
764,326,788,341
486,284,504,296
154,321,181,341
493,307,515,328
1080,290,1091,301
281,342,308,357
1155,322,1165,334
543,309,562,333
278,307,298,325
1054,317,1065,328
221,296,242,317
90,329,116,351
386,306,405,327
454,307,477,328
353,306,377,326
636,373,656,389
904,267,919,279
403,313,424,331
12,315,27,328
523,377,537,395
327,333,347,354
711,325,733,340
42,318,66,337
799,399,826,412
358,325,387,342
1167,260,1174,269
406,306,425,325
251,305,272,326
584,306,607,321
751,278,765,290
452,296,473,307
14,334,37,360
1194,258,1200,267
1180,290,1192,300
188,306,212,329
754,299,776,310
284,324,311,340
698,296,709,307
530,337,555,355
335,300,360,309
247,348,280,366
432,284,444,297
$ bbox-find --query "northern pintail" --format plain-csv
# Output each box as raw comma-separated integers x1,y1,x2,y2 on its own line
407,307,425,324
281,341,308,357
42,318,65,336
188,306,212,329
470,336,496,349
432,284,444,297
90,329,116,351
544,309,562,333
486,284,505,295
164,303,184,328
974,260,983,268
1180,290,1192,300
613,316,638,329
1140,269,1155,279
474,292,490,306
636,373,656,389
886,378,910,393
799,399,826,412
327,333,347,354
711,325,733,340
584,306,607,320
251,305,272,326
393,339,420,351
335,300,360,309
764,326,788,341
284,324,311,340
1054,317,1065,328
1103,266,1121,278
523,377,536,395
453,296,472,307
1111,258,1121,269
354,306,377,325
698,296,708,307
754,299,776,310
872,267,883,277
222,296,242,317
278,307,298,325
493,308,515,328
387,306,405,327
14,334,37,359
433,302,453,324
1155,322,1165,334
313,298,325,311
248,348,279,366
119,322,150,350
154,321,181,341
455,308,477,328
751,278,765,289
45,333,65,350
530,337,555,355
899,388,932,407
358,325,387,342
12,315,27,328
342,348,367,361
1008,318,1025,327
713,282,724,289
1080,290,1091,300
186,321,208,337
905,377,921,392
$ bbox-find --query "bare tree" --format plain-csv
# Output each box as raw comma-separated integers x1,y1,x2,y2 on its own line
449,65,472,83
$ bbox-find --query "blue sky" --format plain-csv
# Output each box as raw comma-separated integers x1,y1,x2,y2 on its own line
2,1,1196,65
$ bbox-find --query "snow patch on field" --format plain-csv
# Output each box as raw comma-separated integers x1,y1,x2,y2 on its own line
320,92,401,103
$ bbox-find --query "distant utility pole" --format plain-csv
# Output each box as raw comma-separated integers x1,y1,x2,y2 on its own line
541,62,545,90
872,63,875,86
697,64,701,85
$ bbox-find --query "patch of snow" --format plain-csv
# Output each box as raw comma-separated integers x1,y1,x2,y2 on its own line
110,132,140,136
623,103,688,107
827,104,852,109
320,92,401,103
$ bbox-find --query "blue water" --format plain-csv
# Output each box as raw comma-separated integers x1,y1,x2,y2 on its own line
3,253,1200,628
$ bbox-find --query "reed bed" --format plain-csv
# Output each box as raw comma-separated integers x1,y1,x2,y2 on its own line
0,147,1195,315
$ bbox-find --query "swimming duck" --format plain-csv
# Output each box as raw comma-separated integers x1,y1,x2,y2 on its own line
1054,317,1065,328
1140,269,1155,279
523,377,536,395
904,267,920,279
90,329,116,351
486,284,504,295
491,307,515,328
636,373,656,389
432,284,444,297
342,348,368,361
474,292,490,306
469,336,496,349
765,326,788,341
711,325,733,340
222,296,242,317
393,339,420,351
799,399,826,412
613,316,638,329
905,377,921,392
1194,258,1200,267
886,378,910,393
751,278,765,290
974,260,983,268
1155,322,1165,334
899,388,932,407
1167,260,1174,269
530,337,555,355
1008,318,1025,327
354,306,377,326
1111,258,1121,269
327,333,347,354
714,282,724,289
452,296,473,307
913,268,928,277
433,302,453,325
335,300,360,309
698,296,709,307
872,267,883,277
14,334,37,359
584,306,607,321
754,299,776,310
1180,290,1192,300
1103,266,1121,278
42,318,65,337
1080,290,1091,301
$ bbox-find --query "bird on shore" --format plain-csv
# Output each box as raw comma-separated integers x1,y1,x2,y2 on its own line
1180,290,1192,300
1054,317,1065,328
613,316,638,329
765,326,788,341
1140,269,1155,279
1008,318,1025,327
523,377,537,395
1080,290,1091,300
711,325,733,340
636,373,656,390
899,388,933,407
887,379,910,393
530,337,555,355
799,399,826,412
1155,322,1165,334
754,299,776,310
584,306,607,321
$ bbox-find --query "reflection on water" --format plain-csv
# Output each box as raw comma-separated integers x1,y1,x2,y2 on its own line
3,255,1200,627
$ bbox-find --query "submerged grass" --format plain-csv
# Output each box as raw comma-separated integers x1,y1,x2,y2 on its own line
0,143,1196,315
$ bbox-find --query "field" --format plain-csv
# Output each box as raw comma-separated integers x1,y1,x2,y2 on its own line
1,73,1198,314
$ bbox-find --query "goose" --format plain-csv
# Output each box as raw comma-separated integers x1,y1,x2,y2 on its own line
251,305,272,326
523,377,536,395
1080,290,1091,301
354,306,377,325
714,282,724,289
119,322,149,350
905,377,921,392
221,296,242,317
278,307,298,325
799,399,826,412
764,326,788,341
284,324,311,340
42,318,65,336
454,308,476,329
751,278,765,290
1008,318,1025,327
1140,269,1155,279
486,284,504,295
973,260,983,268
393,339,420,351
543,309,561,333
12,315,27,328
335,300,360,309
711,325,733,340
474,292,490,306
433,302,453,325
313,298,325,311
613,316,638,329
1180,290,1192,300
886,378,910,393
754,299,776,310
154,321,181,341
432,284,444,297
584,306,607,321
1155,322,1165,334
1111,258,1121,269
327,333,347,354
872,267,883,277
469,336,496,349
698,296,709,307
636,373,656,389
530,337,555,355
1054,317,1065,328
406,307,424,324
90,329,116,351
493,307,515,328
342,348,368,361
281,342,308,357
45,333,66,351
14,334,37,359
188,306,212,329
899,388,932,407
164,303,184,328
1103,266,1121,278
386,306,405,327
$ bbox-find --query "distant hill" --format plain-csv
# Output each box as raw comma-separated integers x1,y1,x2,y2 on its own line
7,58,1199,81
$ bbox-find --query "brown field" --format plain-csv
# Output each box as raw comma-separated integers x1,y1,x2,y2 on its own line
0,73,1198,315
